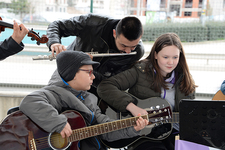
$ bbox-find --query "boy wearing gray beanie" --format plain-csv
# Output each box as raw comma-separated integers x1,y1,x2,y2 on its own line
19,51,148,150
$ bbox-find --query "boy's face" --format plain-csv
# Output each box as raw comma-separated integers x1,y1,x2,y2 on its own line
68,65,95,91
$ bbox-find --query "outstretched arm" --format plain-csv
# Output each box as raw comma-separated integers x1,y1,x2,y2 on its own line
126,102,148,117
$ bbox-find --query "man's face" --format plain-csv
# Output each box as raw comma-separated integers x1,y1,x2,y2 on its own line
113,29,141,54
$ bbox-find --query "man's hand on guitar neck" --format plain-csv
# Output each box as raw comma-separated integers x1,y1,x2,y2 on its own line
134,114,149,131
126,102,148,117
60,122,72,138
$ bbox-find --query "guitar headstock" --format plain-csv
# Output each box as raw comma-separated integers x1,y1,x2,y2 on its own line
147,106,172,124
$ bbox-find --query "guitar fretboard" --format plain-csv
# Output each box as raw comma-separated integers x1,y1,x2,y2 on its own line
68,115,146,142
67,108,169,142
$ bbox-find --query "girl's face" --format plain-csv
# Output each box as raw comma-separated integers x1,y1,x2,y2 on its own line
68,65,95,91
154,45,180,77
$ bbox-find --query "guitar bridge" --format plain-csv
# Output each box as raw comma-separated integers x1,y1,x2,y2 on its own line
28,131,37,150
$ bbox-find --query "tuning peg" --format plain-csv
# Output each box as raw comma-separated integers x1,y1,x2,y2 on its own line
36,41,40,45
159,121,163,125
154,118,159,122
31,36,35,41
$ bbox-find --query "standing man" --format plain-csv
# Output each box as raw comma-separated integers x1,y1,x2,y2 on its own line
46,14,144,113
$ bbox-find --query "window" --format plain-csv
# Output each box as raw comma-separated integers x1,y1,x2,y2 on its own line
160,0,166,8
185,0,193,8
170,5,180,16
199,0,203,8
184,12,192,16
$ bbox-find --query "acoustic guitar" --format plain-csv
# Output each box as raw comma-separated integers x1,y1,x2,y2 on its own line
212,90,225,100
101,96,179,149
0,107,171,150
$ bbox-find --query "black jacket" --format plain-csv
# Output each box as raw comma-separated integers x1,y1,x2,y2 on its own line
47,13,145,87
97,61,195,112
0,37,24,60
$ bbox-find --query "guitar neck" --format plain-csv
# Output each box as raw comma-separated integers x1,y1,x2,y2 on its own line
68,115,146,142
67,106,170,143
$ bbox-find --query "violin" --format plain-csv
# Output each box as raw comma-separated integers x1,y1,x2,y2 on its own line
0,17,48,45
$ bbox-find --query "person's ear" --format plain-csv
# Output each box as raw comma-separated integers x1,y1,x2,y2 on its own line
113,29,116,39
73,74,77,80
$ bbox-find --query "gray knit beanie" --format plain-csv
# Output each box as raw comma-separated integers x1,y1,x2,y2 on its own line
56,51,100,82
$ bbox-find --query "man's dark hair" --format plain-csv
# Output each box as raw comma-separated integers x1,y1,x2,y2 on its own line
115,16,143,41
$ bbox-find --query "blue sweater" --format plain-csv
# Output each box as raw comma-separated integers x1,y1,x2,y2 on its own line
221,80,225,95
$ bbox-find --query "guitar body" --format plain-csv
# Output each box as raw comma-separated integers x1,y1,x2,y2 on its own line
0,103,171,150
102,97,175,149
0,110,86,150
212,90,225,100
128,97,172,139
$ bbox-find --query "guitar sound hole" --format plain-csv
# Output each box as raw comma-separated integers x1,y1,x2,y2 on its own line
48,132,71,150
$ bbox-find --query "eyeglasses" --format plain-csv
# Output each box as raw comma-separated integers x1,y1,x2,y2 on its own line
78,69,94,77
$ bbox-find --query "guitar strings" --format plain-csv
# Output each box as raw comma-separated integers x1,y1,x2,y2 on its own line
31,111,162,149
34,136,49,149
32,134,71,149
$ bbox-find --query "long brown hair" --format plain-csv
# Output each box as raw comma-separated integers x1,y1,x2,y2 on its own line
144,33,196,95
